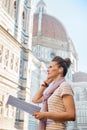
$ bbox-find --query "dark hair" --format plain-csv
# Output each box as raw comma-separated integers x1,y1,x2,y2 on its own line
52,56,71,76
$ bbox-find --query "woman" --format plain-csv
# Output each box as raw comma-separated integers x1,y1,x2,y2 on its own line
32,56,76,130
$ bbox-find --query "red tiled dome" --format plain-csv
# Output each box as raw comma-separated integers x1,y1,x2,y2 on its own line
33,13,68,42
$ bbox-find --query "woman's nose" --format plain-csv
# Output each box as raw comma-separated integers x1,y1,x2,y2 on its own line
47,68,49,72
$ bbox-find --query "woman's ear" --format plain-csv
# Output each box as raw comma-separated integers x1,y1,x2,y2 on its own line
58,67,63,74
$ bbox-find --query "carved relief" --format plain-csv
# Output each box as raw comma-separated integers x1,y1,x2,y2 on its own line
4,48,9,68
14,56,19,73
0,44,3,64
4,104,9,117
2,0,8,7
10,53,14,70
0,95,3,116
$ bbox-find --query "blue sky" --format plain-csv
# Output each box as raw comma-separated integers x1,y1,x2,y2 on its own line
34,0,87,73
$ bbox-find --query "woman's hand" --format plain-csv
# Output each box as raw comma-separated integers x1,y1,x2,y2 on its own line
33,112,45,120
44,77,54,86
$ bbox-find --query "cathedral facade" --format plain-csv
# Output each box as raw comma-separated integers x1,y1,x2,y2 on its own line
0,0,34,130
32,0,78,81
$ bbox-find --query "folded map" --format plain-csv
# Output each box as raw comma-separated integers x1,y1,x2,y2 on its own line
7,95,41,114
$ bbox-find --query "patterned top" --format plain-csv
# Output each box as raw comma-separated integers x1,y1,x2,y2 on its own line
46,81,73,130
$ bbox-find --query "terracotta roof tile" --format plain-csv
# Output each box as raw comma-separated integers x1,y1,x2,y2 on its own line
33,14,68,41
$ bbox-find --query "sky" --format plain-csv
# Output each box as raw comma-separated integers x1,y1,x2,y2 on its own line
34,0,87,73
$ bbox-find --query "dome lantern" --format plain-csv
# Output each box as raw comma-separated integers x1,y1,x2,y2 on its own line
36,0,47,14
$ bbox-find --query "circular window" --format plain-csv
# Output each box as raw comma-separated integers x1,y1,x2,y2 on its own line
50,53,55,59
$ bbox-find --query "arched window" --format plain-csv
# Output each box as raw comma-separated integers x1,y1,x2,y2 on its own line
22,11,26,30
22,11,25,19
14,1,16,9
14,1,16,18
50,52,55,59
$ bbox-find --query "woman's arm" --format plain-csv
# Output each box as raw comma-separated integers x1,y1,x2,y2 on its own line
33,95,76,121
32,84,46,103
32,78,53,103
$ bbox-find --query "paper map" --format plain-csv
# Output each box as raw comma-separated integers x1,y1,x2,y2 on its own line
7,95,41,114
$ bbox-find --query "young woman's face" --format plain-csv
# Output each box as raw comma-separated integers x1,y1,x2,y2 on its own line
47,61,63,79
